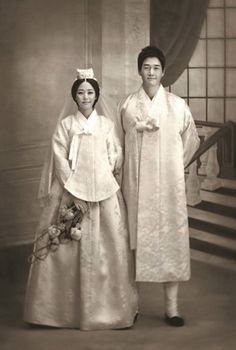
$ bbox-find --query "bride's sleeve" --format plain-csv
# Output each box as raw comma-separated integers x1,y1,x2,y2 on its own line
106,124,123,185
52,117,71,185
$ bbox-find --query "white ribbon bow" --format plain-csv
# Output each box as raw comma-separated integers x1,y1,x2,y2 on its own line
69,127,92,170
135,117,159,132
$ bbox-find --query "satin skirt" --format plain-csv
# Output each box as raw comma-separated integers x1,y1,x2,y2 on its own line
24,180,138,330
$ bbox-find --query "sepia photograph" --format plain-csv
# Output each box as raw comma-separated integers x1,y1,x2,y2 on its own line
0,0,236,349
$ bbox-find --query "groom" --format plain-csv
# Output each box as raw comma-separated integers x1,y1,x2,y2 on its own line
119,45,200,327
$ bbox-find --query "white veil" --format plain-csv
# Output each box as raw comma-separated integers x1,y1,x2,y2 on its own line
38,70,120,205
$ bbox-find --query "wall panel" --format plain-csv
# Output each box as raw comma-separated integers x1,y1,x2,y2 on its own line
0,0,149,246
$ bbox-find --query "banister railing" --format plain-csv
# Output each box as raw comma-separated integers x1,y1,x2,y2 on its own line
186,121,235,168
186,120,235,206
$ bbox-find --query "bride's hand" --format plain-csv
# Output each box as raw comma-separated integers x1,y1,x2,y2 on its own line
73,197,88,214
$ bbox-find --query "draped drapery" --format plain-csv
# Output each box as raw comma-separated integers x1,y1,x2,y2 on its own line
150,0,209,86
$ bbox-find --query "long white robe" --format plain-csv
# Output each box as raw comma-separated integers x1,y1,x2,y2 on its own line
120,85,200,282
24,110,138,330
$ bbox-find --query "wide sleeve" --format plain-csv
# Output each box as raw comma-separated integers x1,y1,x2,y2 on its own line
181,103,200,168
52,118,71,185
106,124,123,185
116,99,126,148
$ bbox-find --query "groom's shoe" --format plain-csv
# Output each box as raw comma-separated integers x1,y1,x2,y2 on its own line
164,314,185,327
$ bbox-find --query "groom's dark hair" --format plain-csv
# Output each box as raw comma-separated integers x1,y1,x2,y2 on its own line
138,46,166,72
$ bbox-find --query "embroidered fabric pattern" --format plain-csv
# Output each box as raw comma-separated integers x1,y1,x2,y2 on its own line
121,85,200,282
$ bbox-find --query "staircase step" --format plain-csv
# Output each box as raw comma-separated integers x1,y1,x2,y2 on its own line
188,206,236,231
194,200,236,218
200,189,236,208
190,227,236,251
191,249,236,272
220,178,236,190
189,180,236,271
214,187,236,197
189,217,236,239
190,228,236,260
190,237,236,260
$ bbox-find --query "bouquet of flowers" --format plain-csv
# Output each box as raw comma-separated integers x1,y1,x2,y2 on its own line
29,201,87,263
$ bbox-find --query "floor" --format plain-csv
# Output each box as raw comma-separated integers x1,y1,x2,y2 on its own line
1,245,236,350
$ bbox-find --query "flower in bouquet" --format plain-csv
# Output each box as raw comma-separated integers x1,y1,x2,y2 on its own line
48,225,61,239
70,224,82,241
59,206,68,217
58,223,66,231
50,237,60,252
60,206,75,221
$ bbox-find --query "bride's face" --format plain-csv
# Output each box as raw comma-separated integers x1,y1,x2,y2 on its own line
76,81,96,116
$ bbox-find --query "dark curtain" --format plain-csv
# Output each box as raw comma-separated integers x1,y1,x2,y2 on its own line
150,0,209,86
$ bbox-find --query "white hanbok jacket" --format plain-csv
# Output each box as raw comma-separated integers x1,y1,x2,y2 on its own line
120,85,200,282
53,109,120,202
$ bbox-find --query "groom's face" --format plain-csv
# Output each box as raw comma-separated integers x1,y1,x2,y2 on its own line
139,57,164,89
